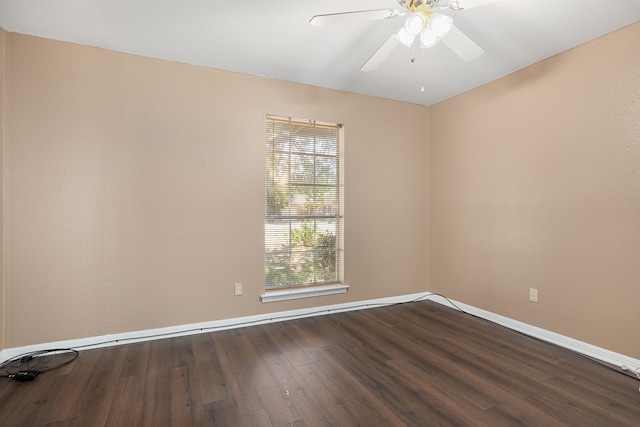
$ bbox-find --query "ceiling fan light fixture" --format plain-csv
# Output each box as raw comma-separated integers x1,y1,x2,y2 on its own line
396,27,417,47
420,27,439,48
430,13,453,38
404,13,425,35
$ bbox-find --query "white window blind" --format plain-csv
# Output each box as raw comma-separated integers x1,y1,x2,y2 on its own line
265,116,343,289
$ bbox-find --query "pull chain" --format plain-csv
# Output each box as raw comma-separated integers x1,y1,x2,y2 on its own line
421,47,425,93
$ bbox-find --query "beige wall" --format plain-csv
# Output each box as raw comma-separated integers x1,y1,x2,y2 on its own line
2,33,430,348
0,28,5,350
3,21,639,360
430,22,640,358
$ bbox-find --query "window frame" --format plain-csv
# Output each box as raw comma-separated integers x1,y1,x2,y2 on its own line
262,115,346,301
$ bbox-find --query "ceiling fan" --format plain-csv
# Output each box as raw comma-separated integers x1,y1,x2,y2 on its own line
310,0,504,71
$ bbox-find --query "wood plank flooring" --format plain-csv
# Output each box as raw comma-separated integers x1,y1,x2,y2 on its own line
1,300,639,426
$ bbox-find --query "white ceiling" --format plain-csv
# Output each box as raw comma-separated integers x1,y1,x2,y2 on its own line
1,0,639,106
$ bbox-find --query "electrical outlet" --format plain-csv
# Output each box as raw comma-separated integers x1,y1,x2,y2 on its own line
529,288,539,303
234,282,243,296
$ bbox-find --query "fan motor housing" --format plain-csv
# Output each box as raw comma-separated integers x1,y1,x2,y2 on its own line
397,0,441,13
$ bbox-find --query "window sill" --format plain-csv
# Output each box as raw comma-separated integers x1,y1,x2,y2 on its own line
260,283,349,303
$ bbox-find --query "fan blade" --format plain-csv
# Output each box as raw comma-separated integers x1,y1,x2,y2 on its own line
361,32,400,72
310,9,399,27
453,0,505,9
441,25,484,62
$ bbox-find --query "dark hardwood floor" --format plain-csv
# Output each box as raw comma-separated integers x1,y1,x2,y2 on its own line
1,300,639,426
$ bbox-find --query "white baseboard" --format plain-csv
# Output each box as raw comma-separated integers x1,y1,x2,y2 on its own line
2,292,639,375
0,292,426,363
429,295,640,373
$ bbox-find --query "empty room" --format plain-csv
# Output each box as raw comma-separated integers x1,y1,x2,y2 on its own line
0,0,639,425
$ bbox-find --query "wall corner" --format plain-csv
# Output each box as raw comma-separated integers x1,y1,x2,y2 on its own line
0,26,6,352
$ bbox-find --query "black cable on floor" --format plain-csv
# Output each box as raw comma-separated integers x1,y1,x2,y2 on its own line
0,349,79,382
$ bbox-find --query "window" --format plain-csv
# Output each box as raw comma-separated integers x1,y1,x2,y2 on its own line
265,116,343,290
